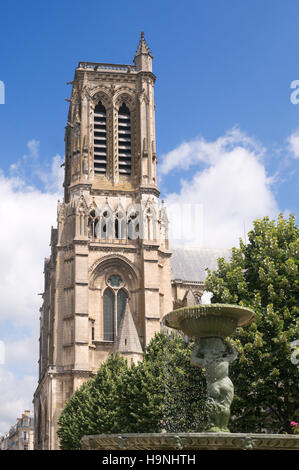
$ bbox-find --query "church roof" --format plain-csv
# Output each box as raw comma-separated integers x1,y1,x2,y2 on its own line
170,247,232,283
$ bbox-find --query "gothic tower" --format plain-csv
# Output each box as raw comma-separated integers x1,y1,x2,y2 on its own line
33,33,173,450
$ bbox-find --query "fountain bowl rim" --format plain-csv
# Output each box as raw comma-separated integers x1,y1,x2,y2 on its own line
163,303,255,331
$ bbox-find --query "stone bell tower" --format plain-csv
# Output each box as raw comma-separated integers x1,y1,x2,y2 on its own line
33,33,173,450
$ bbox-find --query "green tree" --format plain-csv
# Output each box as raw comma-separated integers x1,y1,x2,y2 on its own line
205,214,299,433
57,353,129,449
124,331,207,433
57,333,207,448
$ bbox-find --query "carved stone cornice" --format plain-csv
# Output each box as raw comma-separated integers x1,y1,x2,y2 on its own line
139,186,160,198
89,245,138,254
90,189,138,197
142,243,160,251
137,71,156,82
157,248,172,258
171,279,205,289
69,183,92,193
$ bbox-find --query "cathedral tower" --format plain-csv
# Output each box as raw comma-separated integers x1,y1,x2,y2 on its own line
33,33,173,450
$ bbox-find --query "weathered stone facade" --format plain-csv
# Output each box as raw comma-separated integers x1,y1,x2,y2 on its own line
33,34,230,450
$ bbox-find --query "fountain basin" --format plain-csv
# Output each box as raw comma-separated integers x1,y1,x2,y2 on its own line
81,432,299,450
163,304,255,338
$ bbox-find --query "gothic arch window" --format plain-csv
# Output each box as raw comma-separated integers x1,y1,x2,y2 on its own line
100,209,113,239
103,288,114,341
127,209,141,240
114,209,126,239
103,275,128,341
118,102,131,175
94,101,107,175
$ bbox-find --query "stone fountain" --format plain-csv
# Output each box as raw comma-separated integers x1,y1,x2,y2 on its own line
163,303,254,433
81,304,299,450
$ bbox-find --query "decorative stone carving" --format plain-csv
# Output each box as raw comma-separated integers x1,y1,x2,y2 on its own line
81,432,299,450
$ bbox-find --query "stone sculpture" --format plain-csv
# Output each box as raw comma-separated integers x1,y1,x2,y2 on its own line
191,337,237,432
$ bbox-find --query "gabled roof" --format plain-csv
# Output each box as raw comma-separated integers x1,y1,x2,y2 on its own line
171,247,232,283
113,301,143,355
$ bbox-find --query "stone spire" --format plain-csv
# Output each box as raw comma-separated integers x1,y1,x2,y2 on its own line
113,300,143,362
134,32,153,72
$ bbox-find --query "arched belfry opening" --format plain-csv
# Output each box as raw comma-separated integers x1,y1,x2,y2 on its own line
118,102,131,175
94,101,107,174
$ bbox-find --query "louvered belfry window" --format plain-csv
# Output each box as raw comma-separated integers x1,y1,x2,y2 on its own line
118,103,132,175
93,101,107,174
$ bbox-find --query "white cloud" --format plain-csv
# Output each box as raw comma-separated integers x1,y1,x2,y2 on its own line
287,129,299,159
0,142,63,435
26,139,40,160
161,129,279,248
35,154,64,193
0,367,35,435
0,171,62,325
159,128,264,176
5,334,38,367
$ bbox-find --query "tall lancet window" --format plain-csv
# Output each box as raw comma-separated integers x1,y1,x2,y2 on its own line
103,288,114,341
93,101,107,174
103,276,128,341
118,103,132,175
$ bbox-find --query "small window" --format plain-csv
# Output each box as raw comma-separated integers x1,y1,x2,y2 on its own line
107,275,123,288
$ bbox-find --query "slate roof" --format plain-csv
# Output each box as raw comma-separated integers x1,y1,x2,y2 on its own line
170,247,232,283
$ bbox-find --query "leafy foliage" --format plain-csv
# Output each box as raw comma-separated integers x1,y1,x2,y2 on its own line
125,332,207,433
205,214,299,433
57,333,207,449
57,353,129,450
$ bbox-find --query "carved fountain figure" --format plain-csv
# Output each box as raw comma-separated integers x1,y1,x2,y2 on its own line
191,338,237,432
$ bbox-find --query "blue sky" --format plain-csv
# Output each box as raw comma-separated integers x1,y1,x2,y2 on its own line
0,0,298,433
0,1,299,209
